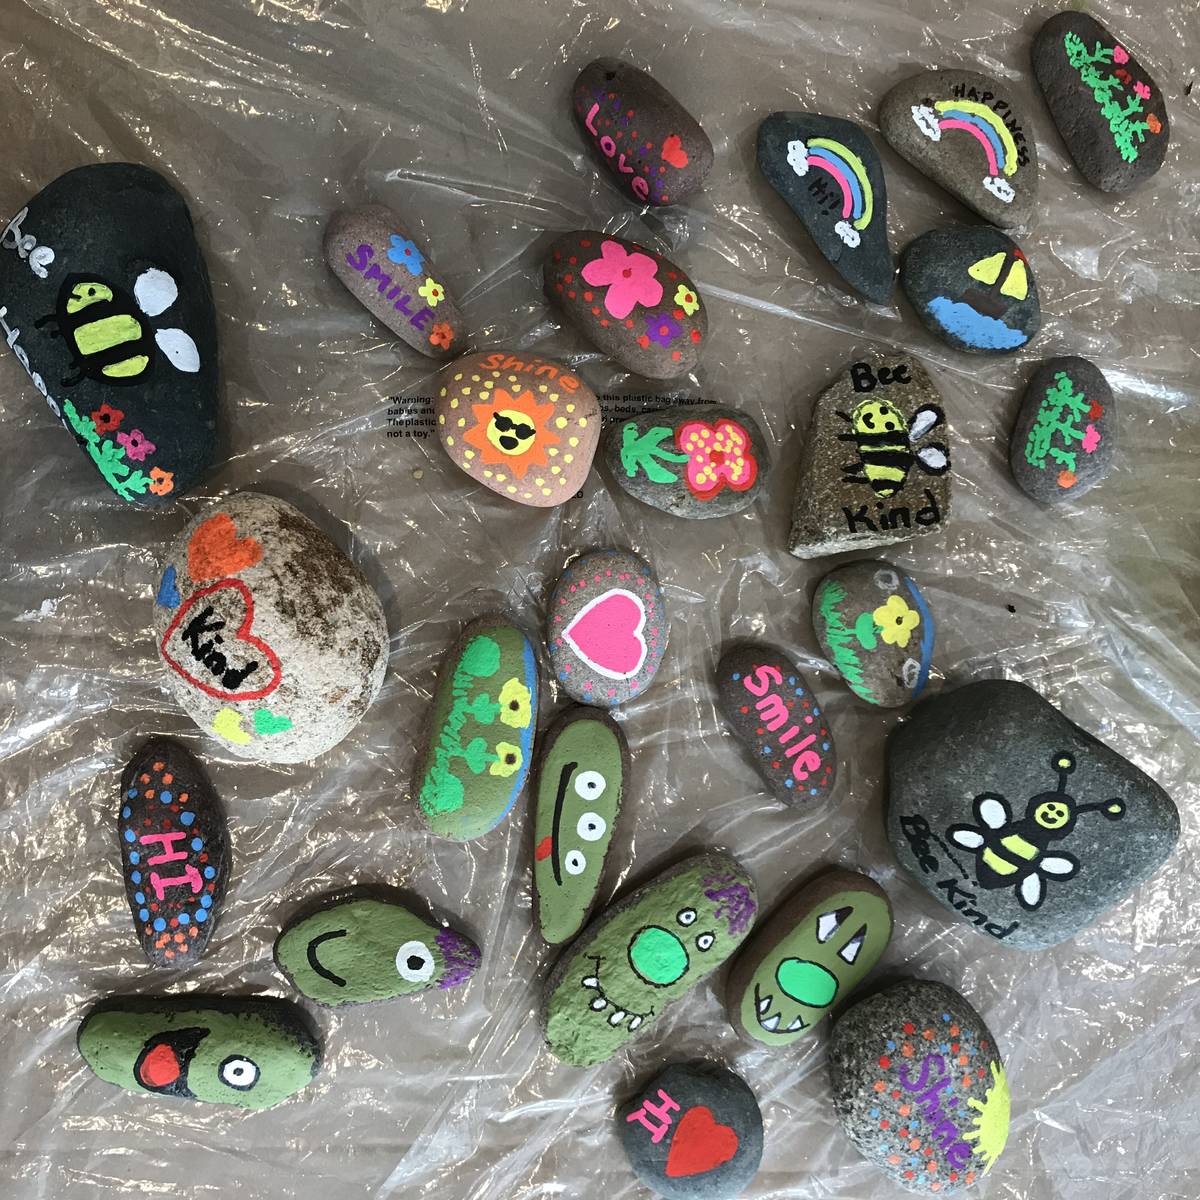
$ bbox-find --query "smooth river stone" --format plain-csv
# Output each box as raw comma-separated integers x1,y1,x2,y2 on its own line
533,707,628,946
0,162,218,504
757,112,894,303
547,548,668,708
619,1062,764,1200
1010,356,1115,504
900,224,1040,355
1032,12,1169,193
324,205,465,359
544,231,706,380
274,894,481,1006
886,679,1180,950
152,491,389,763
715,642,836,805
435,348,600,507
879,70,1039,228
725,869,891,1047
787,353,952,559
77,995,321,1110
542,851,757,1066
118,737,229,968
414,614,538,841
829,978,1011,1193
572,59,714,207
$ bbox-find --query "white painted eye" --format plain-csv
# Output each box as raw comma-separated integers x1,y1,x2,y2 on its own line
219,1056,259,1090
574,770,607,800
576,811,607,842
564,850,587,876
396,940,435,983
677,908,697,926
696,932,715,952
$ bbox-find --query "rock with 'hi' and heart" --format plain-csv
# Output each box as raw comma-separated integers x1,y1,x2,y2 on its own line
604,404,769,518
886,679,1180,950
572,59,714,207
544,231,706,380
435,348,600,507
1010,356,1115,504
879,70,1039,229
725,868,891,1047
547,547,668,708
152,491,389,764
324,205,465,358
757,112,894,304
1032,12,1169,194
0,162,218,504
828,978,1011,1194
900,225,1039,355
542,850,757,1066
118,738,229,968
619,1062,764,1200
787,353,952,559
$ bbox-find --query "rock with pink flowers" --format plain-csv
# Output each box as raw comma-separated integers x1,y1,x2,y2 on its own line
543,231,706,380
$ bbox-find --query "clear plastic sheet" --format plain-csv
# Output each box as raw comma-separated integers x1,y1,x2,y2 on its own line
0,1,1197,1197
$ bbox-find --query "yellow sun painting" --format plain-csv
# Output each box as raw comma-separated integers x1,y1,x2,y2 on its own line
463,387,560,479
963,1059,1010,1174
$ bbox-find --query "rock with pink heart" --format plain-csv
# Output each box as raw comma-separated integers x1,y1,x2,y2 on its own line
152,491,389,763
547,548,668,707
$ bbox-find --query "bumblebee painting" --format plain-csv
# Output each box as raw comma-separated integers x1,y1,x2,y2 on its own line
837,397,950,498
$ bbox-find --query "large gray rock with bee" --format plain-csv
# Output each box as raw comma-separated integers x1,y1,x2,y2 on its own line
0,163,218,504
886,679,1180,950
788,354,952,559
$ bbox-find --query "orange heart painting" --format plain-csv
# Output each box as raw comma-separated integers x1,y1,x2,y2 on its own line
187,513,263,582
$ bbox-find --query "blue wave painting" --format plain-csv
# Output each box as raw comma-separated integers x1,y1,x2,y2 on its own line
927,296,1027,350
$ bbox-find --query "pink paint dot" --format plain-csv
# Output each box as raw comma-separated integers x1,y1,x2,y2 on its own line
805,715,814,724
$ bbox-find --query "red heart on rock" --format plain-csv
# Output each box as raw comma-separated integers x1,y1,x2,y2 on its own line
665,1105,739,1178
661,134,689,169
188,513,263,582
562,588,647,680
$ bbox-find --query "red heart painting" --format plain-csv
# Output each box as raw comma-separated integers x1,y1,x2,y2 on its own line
562,588,647,680
661,134,689,169
665,1106,739,1178
188,513,263,582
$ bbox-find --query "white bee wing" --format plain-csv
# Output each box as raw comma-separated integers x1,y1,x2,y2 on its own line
907,406,943,441
155,328,201,373
916,445,949,471
134,268,179,317
1040,856,1077,877
977,795,1010,830
949,828,985,850
1020,873,1044,908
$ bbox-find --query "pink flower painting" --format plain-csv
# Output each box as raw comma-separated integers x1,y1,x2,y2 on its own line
580,240,663,319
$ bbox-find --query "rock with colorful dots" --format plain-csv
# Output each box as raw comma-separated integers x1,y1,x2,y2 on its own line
543,232,706,380
117,738,230,967
435,349,600,507
547,548,668,708
828,978,1011,1193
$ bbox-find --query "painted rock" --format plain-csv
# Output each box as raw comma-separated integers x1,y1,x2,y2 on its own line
544,232,706,380
900,225,1040,355
274,894,480,1006
603,404,769,519
572,59,713,207
714,643,836,805
533,707,628,945
886,679,1180,950
324,205,465,359
757,112,894,304
1032,12,1169,193
828,979,1010,1193
725,869,891,1046
879,70,1038,228
152,491,389,763
542,851,757,1066
77,995,321,1110
413,614,538,841
547,548,668,708
435,348,600,507
1010,356,1115,504
813,560,935,708
0,163,217,504
118,738,229,968
787,354,951,559
619,1062,764,1200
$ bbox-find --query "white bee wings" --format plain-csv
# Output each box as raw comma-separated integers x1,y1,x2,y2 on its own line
154,328,201,373
135,268,201,374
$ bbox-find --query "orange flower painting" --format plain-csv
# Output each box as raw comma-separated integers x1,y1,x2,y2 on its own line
463,387,559,479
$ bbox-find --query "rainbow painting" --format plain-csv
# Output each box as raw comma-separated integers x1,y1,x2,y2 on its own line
910,99,1019,203
786,137,874,248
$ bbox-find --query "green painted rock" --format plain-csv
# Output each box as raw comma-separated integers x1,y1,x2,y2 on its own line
533,708,629,945
414,614,539,841
542,851,757,1066
77,995,321,1110
274,894,481,1006
725,868,892,1046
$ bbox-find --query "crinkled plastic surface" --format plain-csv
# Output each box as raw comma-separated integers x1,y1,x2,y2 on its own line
0,1,1197,1197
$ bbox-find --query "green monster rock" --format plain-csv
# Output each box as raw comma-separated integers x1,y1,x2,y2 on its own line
542,851,757,1066
533,708,628,946
725,868,892,1046
273,895,481,1007
76,996,321,1110
414,614,539,841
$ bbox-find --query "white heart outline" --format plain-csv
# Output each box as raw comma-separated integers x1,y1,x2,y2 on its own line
561,588,648,681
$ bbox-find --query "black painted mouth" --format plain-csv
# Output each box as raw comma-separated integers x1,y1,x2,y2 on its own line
550,761,578,885
306,929,349,987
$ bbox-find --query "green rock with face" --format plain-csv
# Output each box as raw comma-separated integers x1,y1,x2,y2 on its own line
273,895,481,1007
725,868,892,1046
533,708,628,945
76,996,321,1110
542,851,757,1066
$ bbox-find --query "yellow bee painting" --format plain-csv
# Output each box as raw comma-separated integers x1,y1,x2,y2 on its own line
837,397,950,498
